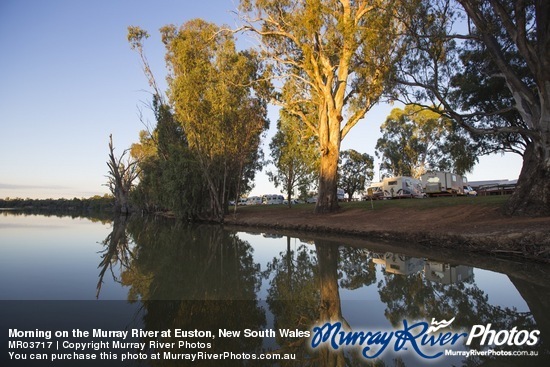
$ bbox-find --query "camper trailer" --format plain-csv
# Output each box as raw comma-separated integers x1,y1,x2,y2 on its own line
366,176,424,199
262,194,284,205
421,171,464,196
246,196,262,205
364,182,385,200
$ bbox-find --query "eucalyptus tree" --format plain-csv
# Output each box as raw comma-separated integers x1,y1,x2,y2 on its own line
395,0,550,216
127,27,206,219
127,21,269,221
338,149,374,200
160,20,270,221
267,110,319,207
375,105,478,178
239,0,406,213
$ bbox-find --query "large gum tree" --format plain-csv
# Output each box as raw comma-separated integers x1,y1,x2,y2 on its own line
164,20,270,221
239,0,404,213
396,0,550,216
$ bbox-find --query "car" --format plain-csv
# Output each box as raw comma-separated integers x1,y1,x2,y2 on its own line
306,196,317,204
463,185,478,196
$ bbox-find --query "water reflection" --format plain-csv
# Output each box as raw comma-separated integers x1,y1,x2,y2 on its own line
90,216,548,365
96,215,134,298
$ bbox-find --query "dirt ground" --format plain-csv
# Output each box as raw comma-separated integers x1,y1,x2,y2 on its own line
224,202,550,262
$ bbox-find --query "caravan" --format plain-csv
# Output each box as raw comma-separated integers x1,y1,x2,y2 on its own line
366,176,424,199
246,196,262,205
421,171,464,196
262,194,284,205
382,176,424,198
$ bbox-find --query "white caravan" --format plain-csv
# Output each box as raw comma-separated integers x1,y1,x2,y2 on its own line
367,176,424,199
421,171,464,196
246,196,262,205
262,194,284,205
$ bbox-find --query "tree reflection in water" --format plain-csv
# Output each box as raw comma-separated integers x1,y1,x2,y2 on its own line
98,217,267,366
96,220,548,366
96,215,134,298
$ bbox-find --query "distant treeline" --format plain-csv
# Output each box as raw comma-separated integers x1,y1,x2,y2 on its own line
0,195,114,213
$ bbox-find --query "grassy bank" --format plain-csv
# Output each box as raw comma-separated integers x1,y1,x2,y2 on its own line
226,194,549,262
233,195,510,213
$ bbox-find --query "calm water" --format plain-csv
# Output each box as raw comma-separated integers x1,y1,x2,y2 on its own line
1,212,548,366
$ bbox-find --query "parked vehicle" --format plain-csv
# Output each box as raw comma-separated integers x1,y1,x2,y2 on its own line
246,196,262,205
463,185,477,196
262,194,284,205
421,171,464,196
337,188,345,201
366,176,425,199
237,198,248,206
306,191,318,204
364,182,386,200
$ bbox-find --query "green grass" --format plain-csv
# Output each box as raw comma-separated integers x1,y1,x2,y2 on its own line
233,195,510,213
343,195,509,211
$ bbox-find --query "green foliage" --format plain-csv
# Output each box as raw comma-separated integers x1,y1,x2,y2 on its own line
376,105,478,177
338,149,374,200
394,0,550,216
240,0,407,212
127,21,269,221
129,96,206,220
0,195,114,219
161,19,270,220
267,110,319,205
450,40,531,156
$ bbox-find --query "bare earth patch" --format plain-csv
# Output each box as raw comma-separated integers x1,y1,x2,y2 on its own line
225,202,550,262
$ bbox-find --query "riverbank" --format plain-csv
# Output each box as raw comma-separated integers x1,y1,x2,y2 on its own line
224,196,550,263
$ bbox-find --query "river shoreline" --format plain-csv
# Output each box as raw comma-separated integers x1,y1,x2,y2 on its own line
224,201,550,263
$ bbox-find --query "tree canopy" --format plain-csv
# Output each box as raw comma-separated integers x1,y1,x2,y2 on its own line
267,110,319,206
338,149,374,200
376,105,478,178
394,0,550,216
239,0,405,213
127,21,269,221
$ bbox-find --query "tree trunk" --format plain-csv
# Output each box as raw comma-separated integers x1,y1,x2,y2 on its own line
315,241,345,367
287,185,292,208
315,139,340,214
508,276,550,354
114,187,130,215
504,141,550,216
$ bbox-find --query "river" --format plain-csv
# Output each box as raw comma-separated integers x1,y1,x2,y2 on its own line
0,212,548,366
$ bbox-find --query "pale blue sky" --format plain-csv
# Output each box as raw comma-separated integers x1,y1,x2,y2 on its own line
0,0,522,199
